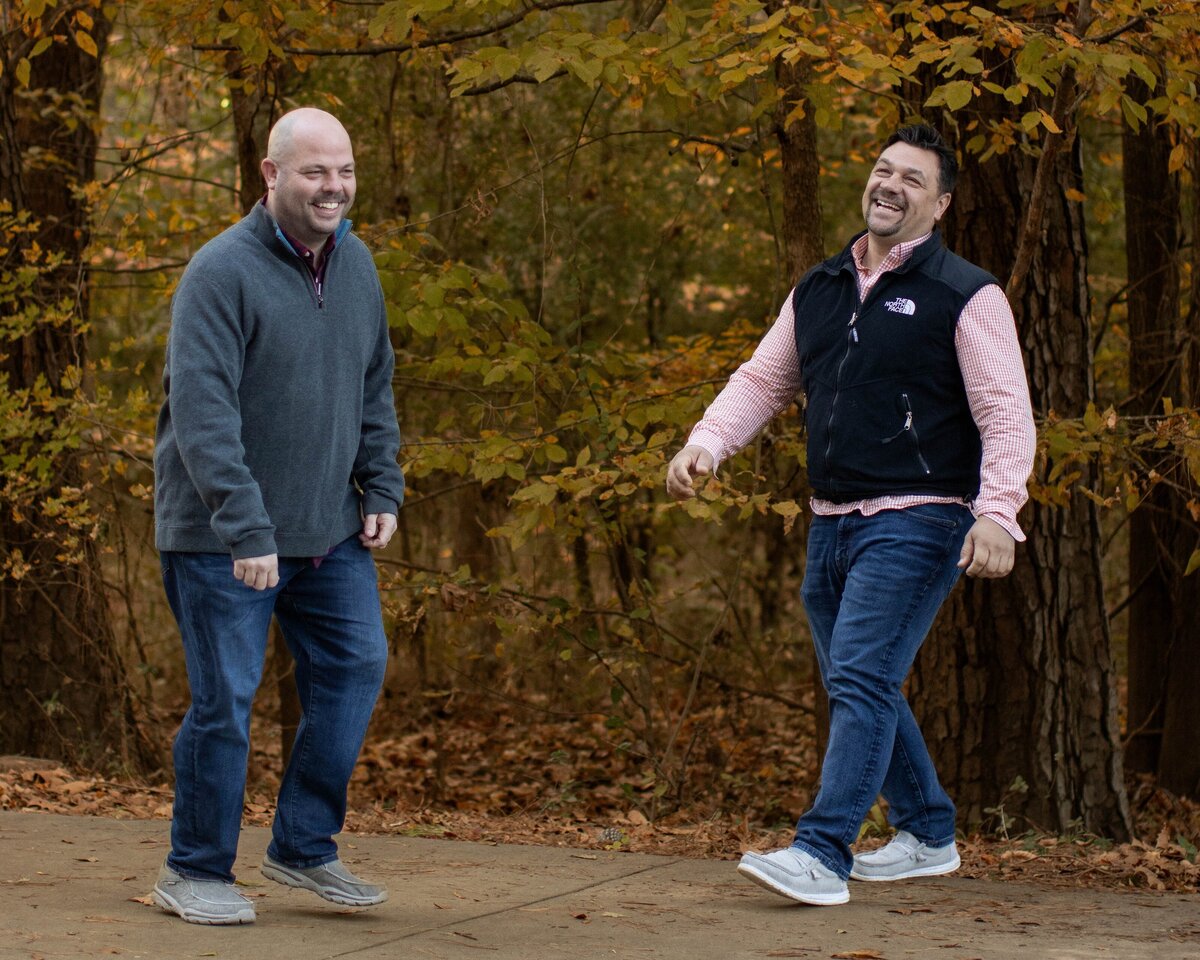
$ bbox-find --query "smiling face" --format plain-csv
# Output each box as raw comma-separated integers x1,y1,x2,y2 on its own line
861,141,951,250
261,109,356,254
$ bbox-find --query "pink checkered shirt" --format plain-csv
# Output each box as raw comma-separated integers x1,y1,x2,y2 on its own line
687,233,1036,540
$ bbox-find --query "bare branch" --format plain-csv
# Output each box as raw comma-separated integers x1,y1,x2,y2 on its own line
1087,15,1146,45
461,69,566,97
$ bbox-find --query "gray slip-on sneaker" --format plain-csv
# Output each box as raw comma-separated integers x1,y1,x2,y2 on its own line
736,847,850,905
152,862,256,925
850,830,961,881
261,854,387,906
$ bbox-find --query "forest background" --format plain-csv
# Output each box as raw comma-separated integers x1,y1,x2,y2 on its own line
2,0,1200,891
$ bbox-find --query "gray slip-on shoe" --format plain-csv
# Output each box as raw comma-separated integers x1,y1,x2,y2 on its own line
850,830,961,881
736,847,850,905
152,862,256,925
261,854,387,906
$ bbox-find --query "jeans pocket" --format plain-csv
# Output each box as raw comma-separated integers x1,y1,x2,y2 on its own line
901,503,967,532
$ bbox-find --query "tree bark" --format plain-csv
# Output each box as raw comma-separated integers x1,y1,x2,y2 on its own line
0,10,155,770
767,16,827,754
1120,74,1187,781
906,9,1130,837
1153,137,1200,798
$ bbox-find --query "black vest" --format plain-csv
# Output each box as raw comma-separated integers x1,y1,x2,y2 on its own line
792,230,996,503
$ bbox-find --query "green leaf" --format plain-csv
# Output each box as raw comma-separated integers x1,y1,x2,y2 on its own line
492,51,522,82
567,57,602,85
665,2,687,36
407,309,441,337
927,80,974,111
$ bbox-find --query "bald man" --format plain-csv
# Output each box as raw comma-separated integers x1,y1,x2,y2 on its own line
152,108,404,924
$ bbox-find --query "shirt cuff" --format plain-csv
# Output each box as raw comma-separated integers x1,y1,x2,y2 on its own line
685,429,726,474
972,507,1026,543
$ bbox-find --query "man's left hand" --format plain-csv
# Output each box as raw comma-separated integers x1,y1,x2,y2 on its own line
957,516,1015,579
360,512,397,549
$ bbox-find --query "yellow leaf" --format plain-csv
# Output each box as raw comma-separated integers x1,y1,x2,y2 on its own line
1039,109,1061,134
1064,188,1086,203
16,58,31,87
1168,143,1185,174
75,30,99,58
76,9,94,29
1185,549,1200,577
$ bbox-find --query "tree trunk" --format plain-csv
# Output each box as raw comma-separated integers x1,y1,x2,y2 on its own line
768,19,828,754
0,11,155,770
226,52,293,215
772,47,825,283
906,15,1130,837
1121,74,1189,783
1153,137,1200,799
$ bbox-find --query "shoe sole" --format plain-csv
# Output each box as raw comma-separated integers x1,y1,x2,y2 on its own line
151,887,256,925
736,861,850,906
850,851,961,882
261,859,387,907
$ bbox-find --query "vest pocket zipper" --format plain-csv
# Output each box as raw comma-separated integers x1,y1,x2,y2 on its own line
881,393,932,475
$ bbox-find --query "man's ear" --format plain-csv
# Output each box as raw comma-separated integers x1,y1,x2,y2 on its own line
260,156,279,192
933,191,952,222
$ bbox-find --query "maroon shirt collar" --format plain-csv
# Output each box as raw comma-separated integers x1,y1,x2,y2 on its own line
260,196,335,279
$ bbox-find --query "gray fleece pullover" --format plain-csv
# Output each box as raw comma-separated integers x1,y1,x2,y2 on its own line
154,204,405,559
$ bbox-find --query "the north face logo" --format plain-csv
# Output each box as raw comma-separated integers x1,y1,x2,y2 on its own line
885,297,916,315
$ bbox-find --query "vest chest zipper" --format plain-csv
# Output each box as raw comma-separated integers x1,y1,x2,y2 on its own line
823,309,860,479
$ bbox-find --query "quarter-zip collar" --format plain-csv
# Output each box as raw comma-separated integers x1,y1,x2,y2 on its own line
254,199,353,309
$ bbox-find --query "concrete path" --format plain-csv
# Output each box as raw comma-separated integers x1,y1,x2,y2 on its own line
2,811,1198,959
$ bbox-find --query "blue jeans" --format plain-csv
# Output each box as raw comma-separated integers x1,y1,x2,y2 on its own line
161,535,388,882
792,503,972,878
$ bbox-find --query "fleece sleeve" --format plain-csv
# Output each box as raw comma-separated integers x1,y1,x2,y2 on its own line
352,280,406,516
165,273,277,558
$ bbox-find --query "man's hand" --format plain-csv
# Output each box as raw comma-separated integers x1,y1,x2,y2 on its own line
234,554,279,591
360,512,397,549
665,445,715,501
957,516,1015,579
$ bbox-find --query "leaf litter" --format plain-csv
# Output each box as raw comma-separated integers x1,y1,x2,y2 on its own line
1,703,1197,896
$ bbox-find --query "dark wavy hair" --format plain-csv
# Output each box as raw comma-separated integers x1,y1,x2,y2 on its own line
884,124,957,195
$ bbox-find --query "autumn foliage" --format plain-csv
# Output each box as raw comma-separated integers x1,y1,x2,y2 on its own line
1,0,1198,883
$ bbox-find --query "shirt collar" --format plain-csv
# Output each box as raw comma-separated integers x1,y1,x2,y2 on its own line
258,196,340,267
851,231,933,275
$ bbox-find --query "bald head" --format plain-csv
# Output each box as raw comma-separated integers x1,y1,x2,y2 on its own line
266,108,351,166
261,108,357,254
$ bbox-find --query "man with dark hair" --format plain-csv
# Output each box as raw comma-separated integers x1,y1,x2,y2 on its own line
666,124,1035,905
152,108,404,924
887,124,959,194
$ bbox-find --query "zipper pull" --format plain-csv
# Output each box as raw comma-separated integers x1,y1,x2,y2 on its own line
848,311,859,343
316,277,324,309
903,411,913,430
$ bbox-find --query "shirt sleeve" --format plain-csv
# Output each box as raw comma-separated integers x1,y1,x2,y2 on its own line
955,284,1037,541
687,296,804,468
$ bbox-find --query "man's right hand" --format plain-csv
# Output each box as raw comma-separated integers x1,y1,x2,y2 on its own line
665,445,715,501
233,554,279,591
